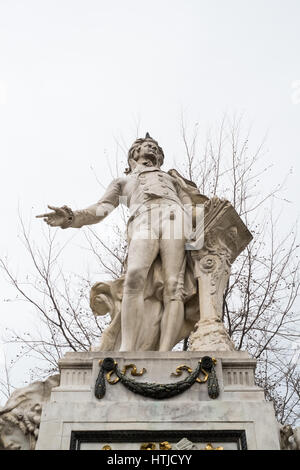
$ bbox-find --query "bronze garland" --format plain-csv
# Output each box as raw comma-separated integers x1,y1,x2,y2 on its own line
94,356,219,400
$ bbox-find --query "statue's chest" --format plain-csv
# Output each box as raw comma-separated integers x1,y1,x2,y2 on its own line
122,171,177,203
137,171,176,192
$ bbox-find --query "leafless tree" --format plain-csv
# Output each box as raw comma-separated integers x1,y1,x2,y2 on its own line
0,353,15,403
0,115,299,425
0,218,113,382
179,113,300,425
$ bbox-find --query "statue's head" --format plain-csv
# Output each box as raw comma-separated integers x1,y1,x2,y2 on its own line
0,374,60,450
0,408,35,450
125,133,164,174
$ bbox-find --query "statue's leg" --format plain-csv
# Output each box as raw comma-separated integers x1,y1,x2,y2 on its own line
135,299,163,350
158,236,186,351
119,234,159,351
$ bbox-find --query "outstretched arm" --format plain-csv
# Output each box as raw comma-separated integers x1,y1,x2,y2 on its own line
36,178,122,229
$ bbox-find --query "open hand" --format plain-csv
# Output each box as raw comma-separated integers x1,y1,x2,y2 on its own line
36,205,73,228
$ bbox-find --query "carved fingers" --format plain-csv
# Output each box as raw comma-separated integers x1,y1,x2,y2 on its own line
36,205,73,228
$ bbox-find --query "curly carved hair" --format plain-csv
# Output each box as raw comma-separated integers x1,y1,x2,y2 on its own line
0,406,41,439
125,133,164,174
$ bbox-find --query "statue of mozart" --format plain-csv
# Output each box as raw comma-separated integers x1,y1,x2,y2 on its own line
37,133,251,352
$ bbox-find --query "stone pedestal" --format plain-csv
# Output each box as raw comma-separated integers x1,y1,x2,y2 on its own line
36,351,280,450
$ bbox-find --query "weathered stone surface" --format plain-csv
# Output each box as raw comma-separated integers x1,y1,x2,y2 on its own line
189,320,235,351
280,425,300,450
0,375,60,450
35,351,280,450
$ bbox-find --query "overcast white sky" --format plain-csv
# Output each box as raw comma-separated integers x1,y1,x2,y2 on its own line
0,0,299,388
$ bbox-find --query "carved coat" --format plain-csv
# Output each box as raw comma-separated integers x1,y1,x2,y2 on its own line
88,167,208,351
70,166,207,227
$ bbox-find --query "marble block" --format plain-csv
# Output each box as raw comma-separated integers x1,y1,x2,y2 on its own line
36,350,280,450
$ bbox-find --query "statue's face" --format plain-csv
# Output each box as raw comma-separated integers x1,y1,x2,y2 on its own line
136,140,160,166
0,421,30,450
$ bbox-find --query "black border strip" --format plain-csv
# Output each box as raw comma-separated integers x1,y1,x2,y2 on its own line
70,429,247,450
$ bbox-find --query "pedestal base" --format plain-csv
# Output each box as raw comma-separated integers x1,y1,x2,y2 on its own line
36,350,280,450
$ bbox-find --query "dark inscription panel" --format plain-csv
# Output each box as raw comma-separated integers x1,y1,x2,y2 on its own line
70,429,247,450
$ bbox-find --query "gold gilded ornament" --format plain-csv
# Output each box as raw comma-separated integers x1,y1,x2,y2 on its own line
202,443,223,450
160,441,172,450
171,365,193,377
140,442,156,450
121,364,147,376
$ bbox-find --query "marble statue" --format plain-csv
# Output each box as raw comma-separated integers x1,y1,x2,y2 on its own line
0,375,60,450
280,425,300,450
37,133,252,352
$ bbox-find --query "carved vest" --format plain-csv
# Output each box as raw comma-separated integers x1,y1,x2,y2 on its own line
129,167,182,210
